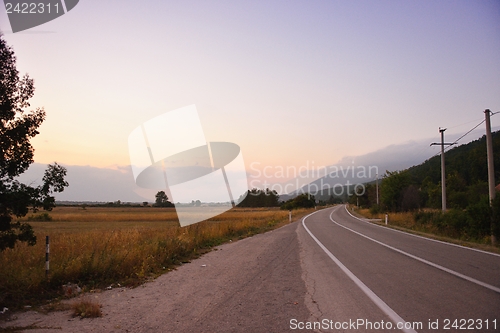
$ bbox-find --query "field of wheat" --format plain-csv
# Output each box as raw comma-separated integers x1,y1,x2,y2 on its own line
0,206,314,308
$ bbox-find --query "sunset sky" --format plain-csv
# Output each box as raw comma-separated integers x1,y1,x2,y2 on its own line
1,1,499,199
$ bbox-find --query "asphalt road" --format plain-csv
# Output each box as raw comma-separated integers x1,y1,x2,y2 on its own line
299,205,500,333
2,205,499,333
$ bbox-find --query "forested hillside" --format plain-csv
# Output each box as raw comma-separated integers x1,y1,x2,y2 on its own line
353,131,500,241
390,131,499,210
409,131,500,199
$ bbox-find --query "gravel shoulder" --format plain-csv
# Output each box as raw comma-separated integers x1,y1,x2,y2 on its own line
1,221,313,333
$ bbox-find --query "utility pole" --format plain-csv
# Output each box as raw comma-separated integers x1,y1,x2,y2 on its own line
376,173,379,206
484,109,496,245
430,128,453,212
439,128,447,212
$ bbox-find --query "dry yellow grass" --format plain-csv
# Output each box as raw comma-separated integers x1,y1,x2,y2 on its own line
356,207,457,235
71,298,102,318
355,208,416,229
0,206,313,308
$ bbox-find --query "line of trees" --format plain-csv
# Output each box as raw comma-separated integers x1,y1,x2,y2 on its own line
237,188,280,208
280,193,316,210
148,188,319,210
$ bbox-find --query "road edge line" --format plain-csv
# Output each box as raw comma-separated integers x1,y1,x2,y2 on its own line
330,210,500,294
344,205,500,258
302,208,418,333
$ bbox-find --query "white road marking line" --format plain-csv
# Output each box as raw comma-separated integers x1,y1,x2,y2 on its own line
302,209,418,333
330,210,500,294
344,205,500,258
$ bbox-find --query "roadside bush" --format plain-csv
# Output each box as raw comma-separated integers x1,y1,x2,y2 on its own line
281,194,315,210
465,196,491,239
440,209,468,237
27,212,53,221
413,197,493,241
492,195,500,239
369,204,381,215
413,211,440,225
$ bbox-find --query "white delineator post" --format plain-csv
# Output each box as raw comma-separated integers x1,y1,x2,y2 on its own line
289,211,292,222
385,214,388,225
45,236,49,279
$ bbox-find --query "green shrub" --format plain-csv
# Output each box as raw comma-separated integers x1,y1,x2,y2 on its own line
27,212,53,221
413,211,440,225
369,204,381,215
281,194,316,210
465,196,491,239
413,199,493,241
441,209,468,236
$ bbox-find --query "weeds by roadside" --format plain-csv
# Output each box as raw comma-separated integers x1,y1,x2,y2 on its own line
0,207,313,310
71,299,102,318
353,205,500,254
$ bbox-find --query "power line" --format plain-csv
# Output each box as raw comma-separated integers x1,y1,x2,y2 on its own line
445,119,485,151
386,111,499,168
429,117,488,159
446,117,484,130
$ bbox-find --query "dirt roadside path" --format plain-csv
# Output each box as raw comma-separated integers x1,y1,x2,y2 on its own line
1,221,315,333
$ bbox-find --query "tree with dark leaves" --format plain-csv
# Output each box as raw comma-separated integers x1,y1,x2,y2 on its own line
154,191,173,207
0,34,68,251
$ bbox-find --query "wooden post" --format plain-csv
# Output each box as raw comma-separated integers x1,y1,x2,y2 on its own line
485,109,497,245
45,236,49,279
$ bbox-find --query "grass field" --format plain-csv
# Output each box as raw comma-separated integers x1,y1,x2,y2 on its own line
0,206,314,309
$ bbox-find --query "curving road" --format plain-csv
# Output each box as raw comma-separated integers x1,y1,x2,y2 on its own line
2,205,499,332
298,205,500,332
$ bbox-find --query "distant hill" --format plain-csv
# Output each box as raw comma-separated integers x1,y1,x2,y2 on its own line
367,131,500,241
361,130,500,213
407,131,500,187
281,130,500,206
